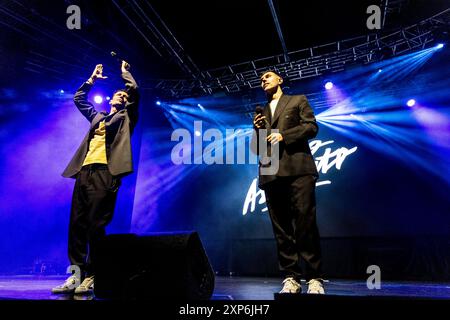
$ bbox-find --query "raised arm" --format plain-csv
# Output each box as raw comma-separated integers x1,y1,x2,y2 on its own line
121,61,139,129
73,64,107,123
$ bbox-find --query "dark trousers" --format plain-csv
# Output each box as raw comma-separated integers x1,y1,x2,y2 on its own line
68,164,121,276
264,175,323,281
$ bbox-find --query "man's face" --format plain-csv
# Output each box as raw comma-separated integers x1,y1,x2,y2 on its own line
260,72,283,92
110,90,129,108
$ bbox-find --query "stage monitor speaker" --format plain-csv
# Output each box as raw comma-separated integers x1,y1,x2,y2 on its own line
93,232,215,300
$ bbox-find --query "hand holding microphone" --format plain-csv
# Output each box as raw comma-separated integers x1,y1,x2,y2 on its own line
121,60,130,73
111,51,131,72
253,105,268,129
253,105,283,144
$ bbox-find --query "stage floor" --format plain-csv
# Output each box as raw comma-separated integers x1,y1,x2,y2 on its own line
0,275,450,300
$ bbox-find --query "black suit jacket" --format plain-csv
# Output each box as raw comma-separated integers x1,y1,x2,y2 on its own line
253,94,318,189
62,71,139,178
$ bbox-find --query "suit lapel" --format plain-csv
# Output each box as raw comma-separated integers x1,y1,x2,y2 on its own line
91,112,108,129
271,94,290,127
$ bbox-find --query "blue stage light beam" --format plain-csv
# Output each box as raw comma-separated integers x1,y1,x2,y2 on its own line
316,46,450,185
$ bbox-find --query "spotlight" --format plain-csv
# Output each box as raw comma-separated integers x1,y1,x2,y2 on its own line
406,99,416,107
432,25,449,49
59,89,65,94
324,81,334,90
194,130,201,137
106,96,110,101
94,95,103,104
378,69,382,73
156,101,161,106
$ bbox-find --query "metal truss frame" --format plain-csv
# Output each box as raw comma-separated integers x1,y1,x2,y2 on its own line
147,8,450,99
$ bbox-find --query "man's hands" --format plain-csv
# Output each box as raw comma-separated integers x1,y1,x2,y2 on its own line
253,113,283,144
87,64,107,84
86,61,130,85
267,133,283,144
253,114,267,129
121,60,130,73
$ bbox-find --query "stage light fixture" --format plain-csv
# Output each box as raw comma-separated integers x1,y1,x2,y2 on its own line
94,95,103,104
324,81,334,90
406,99,416,107
432,25,449,49
156,101,161,106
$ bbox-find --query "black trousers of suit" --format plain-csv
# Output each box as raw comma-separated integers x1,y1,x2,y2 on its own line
68,164,121,276
264,175,323,281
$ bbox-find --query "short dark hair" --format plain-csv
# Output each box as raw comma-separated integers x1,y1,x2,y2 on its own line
113,89,128,96
259,69,283,79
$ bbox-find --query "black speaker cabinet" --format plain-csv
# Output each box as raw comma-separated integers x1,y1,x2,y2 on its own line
93,232,215,300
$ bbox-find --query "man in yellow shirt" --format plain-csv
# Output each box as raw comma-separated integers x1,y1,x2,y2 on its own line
52,61,139,295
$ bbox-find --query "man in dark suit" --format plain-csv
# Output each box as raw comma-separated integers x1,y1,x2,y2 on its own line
253,70,324,294
52,61,139,295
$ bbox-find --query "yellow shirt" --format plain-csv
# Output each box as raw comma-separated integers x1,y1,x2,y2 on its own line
82,121,107,166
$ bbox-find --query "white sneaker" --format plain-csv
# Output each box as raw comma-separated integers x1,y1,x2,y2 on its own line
279,277,301,294
51,275,80,294
74,276,95,295
307,278,325,294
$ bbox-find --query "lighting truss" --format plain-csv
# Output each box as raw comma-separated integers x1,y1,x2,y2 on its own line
146,8,450,99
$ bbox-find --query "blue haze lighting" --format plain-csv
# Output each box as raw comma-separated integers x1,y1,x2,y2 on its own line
315,46,450,186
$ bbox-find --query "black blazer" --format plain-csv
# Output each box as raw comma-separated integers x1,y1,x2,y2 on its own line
62,71,139,178
253,94,318,189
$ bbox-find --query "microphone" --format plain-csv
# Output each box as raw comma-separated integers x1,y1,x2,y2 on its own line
254,106,272,159
255,105,270,128
111,51,131,67
255,105,264,115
